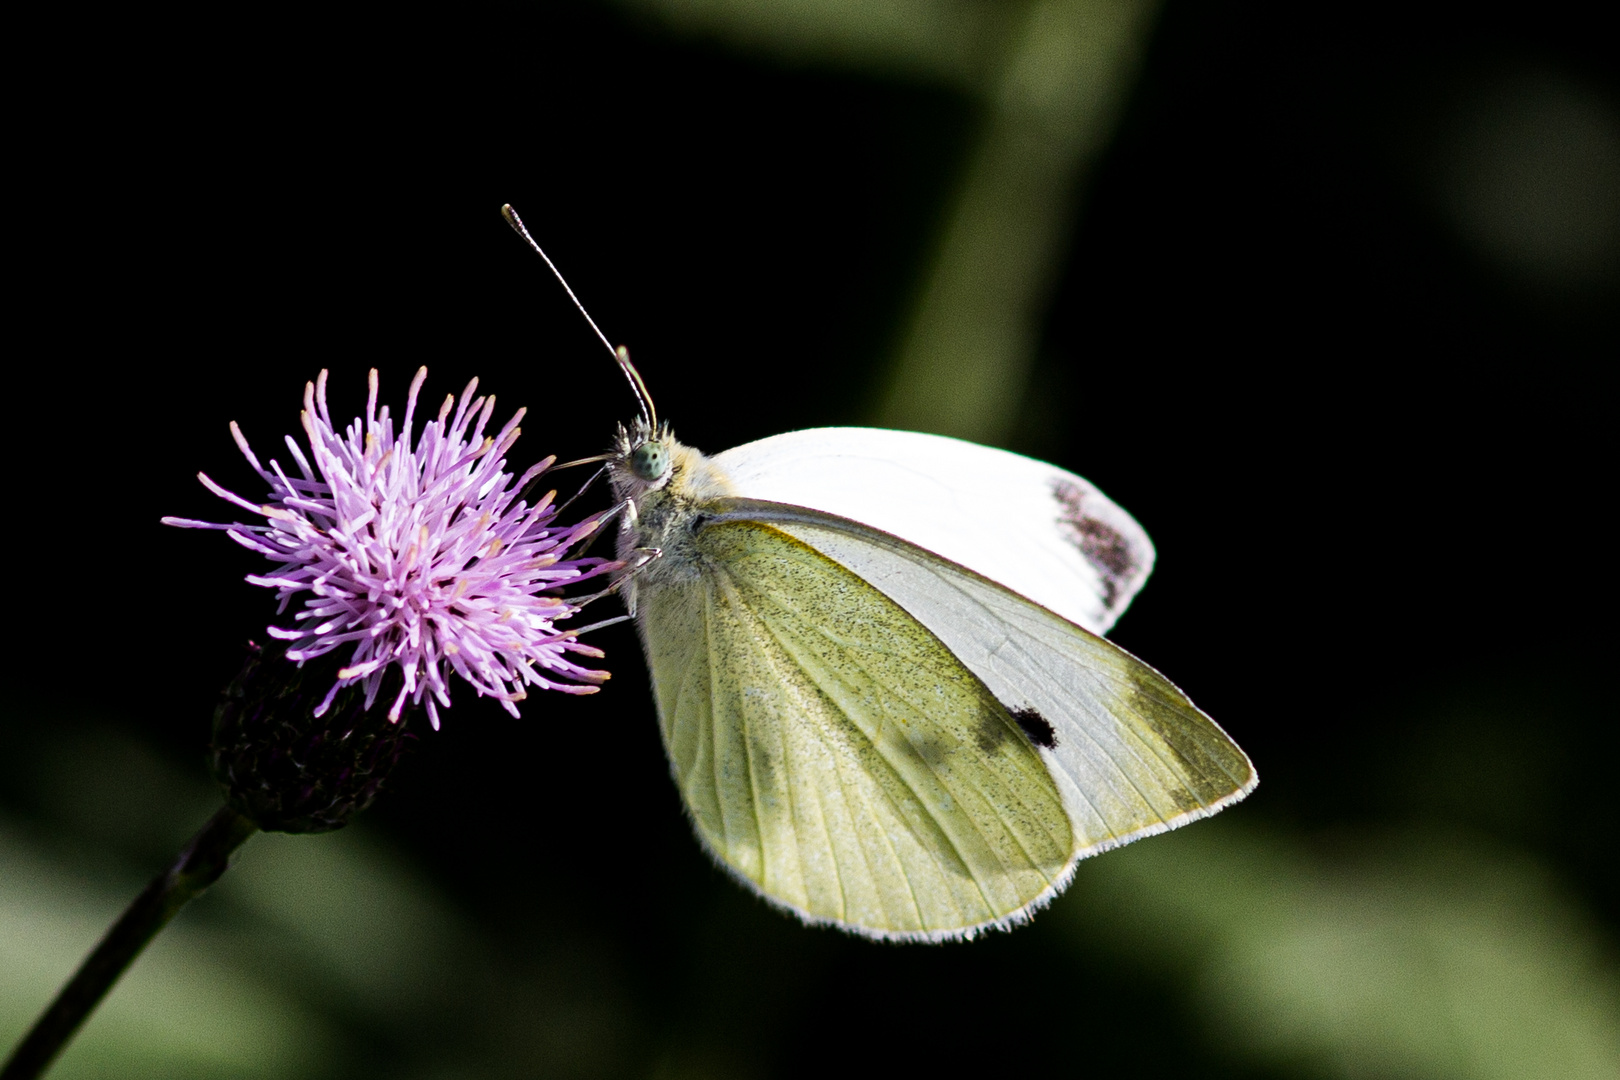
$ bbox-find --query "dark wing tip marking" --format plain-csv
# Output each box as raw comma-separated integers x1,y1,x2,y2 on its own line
1009,706,1058,750
1051,479,1138,608
1125,669,1255,806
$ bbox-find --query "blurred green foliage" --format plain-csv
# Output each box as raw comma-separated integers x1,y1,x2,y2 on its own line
1070,823,1620,1080
7,706,1618,1078
622,0,1165,442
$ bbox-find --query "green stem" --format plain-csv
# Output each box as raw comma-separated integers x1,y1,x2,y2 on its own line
1,805,258,1080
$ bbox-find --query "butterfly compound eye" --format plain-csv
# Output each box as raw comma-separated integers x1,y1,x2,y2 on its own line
631,441,670,482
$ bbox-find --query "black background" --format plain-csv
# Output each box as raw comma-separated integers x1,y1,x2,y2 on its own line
6,2,1616,1077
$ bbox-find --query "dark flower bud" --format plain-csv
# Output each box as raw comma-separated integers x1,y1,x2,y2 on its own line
210,643,414,833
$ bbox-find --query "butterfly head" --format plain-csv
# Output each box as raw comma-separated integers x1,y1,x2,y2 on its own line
630,436,670,484
610,417,677,498
609,416,735,512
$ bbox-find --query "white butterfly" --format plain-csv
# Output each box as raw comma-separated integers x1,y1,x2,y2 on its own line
505,207,1255,942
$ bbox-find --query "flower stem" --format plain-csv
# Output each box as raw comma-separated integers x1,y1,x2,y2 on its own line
1,805,259,1080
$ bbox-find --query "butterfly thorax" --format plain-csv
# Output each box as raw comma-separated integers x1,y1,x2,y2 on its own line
609,422,737,607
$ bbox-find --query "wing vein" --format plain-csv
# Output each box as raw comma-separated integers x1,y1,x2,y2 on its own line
727,572,934,927
828,730,928,929
718,573,773,884
744,595,996,921
702,578,732,855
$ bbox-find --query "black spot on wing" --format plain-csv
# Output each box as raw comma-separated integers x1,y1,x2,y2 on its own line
975,701,1058,754
1009,707,1057,750
1051,479,1138,608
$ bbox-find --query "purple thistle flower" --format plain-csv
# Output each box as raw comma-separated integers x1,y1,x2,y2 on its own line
165,368,616,730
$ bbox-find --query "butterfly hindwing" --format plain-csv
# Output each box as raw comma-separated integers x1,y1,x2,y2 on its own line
637,518,1075,941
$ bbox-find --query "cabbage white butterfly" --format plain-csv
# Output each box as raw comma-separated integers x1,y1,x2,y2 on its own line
505,208,1255,942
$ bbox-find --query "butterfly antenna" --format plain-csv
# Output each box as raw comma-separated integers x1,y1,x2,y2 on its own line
615,346,659,432
501,204,655,428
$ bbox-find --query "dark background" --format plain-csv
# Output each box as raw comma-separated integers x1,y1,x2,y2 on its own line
6,2,1616,1077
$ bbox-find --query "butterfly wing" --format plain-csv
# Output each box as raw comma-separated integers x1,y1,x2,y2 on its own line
706,499,1257,863
638,517,1076,941
711,427,1154,635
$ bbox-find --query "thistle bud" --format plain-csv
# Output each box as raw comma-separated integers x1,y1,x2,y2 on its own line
210,643,413,833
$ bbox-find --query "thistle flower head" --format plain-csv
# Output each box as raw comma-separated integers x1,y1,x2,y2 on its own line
166,368,614,730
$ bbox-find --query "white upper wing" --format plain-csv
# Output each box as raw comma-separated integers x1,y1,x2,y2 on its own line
711,427,1154,635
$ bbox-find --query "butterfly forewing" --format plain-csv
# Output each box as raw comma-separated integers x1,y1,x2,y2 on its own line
638,518,1075,940
709,501,1257,857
